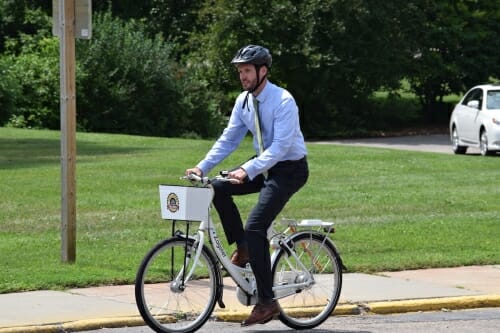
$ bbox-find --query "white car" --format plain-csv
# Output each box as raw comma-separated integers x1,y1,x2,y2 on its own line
449,84,500,156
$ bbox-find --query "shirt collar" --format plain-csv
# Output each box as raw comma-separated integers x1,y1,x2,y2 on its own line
254,80,272,104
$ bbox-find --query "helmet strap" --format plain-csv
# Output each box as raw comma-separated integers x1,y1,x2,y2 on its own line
249,65,267,93
243,65,268,110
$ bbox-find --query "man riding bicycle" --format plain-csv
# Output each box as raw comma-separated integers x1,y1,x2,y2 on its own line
186,44,308,326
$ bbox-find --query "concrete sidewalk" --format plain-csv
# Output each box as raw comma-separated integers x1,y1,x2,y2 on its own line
1,265,499,333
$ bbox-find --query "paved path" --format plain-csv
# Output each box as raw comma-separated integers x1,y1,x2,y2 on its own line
318,134,481,155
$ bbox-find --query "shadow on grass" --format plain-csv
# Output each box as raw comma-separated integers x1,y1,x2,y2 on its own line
0,137,152,170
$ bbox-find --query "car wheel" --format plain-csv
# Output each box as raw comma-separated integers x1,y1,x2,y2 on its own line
479,129,493,156
451,127,467,154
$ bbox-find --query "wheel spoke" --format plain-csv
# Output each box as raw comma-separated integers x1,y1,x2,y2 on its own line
273,233,342,330
136,239,218,333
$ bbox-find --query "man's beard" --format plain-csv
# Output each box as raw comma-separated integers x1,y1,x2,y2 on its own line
242,79,257,91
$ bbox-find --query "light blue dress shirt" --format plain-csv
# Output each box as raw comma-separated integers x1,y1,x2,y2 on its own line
197,81,307,180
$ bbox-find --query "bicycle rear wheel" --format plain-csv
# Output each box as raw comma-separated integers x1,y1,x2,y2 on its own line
272,232,342,330
135,237,219,333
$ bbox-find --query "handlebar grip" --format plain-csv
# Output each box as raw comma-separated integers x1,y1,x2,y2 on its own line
182,173,211,185
187,173,202,181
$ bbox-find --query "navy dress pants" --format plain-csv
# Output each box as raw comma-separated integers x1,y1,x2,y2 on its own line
211,157,308,303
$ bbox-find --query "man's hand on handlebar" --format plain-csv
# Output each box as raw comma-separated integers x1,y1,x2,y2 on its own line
228,167,247,184
185,167,202,177
182,167,244,185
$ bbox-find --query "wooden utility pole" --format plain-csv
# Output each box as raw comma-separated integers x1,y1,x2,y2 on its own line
58,0,77,263
54,0,92,263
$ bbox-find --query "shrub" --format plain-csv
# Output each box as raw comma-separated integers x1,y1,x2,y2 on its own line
1,11,225,138
76,12,224,137
0,56,21,125
0,35,59,129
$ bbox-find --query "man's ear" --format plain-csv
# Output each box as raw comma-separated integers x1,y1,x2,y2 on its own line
260,66,268,77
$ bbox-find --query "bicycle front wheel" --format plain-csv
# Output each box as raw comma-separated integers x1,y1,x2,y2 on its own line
135,237,219,333
272,232,342,330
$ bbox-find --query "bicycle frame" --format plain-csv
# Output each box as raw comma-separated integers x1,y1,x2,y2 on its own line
203,215,329,303
136,179,344,333
160,183,333,305
201,216,258,295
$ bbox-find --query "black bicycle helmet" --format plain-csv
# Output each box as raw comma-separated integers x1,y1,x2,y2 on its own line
231,44,272,68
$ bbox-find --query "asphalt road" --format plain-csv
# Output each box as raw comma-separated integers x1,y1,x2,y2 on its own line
77,308,500,333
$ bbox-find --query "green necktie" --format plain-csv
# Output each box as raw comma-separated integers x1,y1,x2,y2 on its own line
253,96,267,178
253,96,264,155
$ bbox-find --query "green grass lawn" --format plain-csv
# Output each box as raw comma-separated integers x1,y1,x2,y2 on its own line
1,127,499,293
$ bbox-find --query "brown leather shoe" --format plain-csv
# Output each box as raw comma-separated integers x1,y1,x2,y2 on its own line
241,301,280,327
230,247,249,267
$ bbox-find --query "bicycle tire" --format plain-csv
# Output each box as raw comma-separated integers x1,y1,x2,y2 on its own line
272,232,342,330
135,237,220,333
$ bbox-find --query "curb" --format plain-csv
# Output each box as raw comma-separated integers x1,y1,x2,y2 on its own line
213,303,361,322
0,316,145,333
366,294,500,315
1,295,499,333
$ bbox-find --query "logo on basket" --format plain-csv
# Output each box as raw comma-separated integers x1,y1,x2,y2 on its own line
166,193,179,213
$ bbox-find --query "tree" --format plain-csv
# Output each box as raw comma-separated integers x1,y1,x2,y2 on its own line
187,0,418,137
405,0,500,122
2,1,499,137
0,0,50,53
295,0,421,135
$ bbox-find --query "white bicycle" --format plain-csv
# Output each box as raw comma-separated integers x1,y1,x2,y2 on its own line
135,173,344,333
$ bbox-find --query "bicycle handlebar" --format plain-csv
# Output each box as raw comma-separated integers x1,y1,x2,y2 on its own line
182,173,208,184
182,172,242,186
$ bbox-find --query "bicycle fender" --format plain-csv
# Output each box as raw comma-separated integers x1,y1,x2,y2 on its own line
274,231,347,272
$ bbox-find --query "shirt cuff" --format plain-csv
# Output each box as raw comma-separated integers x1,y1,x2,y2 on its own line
241,160,257,180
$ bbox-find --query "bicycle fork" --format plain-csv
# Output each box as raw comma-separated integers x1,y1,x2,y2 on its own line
170,230,226,309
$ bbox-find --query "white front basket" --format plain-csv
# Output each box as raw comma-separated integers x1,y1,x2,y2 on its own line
159,185,213,222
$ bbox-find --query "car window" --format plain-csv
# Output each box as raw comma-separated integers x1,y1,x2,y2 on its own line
462,88,483,109
486,90,500,110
